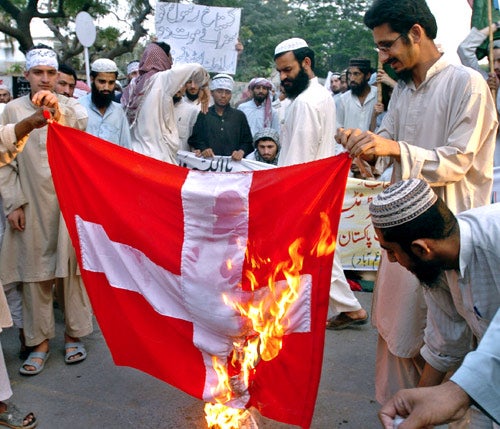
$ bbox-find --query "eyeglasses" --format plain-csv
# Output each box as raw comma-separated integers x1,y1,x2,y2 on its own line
375,34,405,54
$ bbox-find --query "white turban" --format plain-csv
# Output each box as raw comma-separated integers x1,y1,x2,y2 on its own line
25,48,58,71
210,73,234,91
127,61,140,75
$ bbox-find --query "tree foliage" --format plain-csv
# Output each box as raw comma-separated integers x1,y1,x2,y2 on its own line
0,0,152,72
0,0,376,80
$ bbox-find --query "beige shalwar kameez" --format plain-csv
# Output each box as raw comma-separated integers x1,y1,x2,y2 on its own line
373,57,497,405
0,94,90,347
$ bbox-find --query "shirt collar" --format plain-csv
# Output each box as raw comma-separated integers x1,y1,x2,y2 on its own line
457,217,472,278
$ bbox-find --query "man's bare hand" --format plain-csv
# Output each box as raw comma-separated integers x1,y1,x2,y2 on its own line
7,207,25,232
201,148,215,158
231,149,244,161
31,90,60,122
379,382,470,429
335,127,400,162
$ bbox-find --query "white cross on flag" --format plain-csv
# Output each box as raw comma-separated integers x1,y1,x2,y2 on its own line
47,123,351,428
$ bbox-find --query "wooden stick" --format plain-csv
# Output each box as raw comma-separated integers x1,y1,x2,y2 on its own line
488,0,497,100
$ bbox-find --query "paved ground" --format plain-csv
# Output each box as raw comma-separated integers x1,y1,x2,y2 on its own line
2,291,381,429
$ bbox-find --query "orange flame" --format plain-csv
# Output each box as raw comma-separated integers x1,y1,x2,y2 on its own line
311,212,336,257
204,212,334,428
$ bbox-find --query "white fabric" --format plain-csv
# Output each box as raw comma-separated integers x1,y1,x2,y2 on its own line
173,98,199,151
210,74,233,91
91,58,118,73
336,85,378,131
328,250,361,314
25,48,58,71
275,38,308,55
0,340,12,401
129,63,209,164
278,77,336,166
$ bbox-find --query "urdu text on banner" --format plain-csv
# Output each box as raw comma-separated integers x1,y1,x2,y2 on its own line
155,2,241,74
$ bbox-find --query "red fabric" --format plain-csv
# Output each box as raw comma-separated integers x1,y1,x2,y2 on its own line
47,123,351,428
347,279,363,292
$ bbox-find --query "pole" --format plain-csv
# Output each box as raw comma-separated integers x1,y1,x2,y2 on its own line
488,0,497,101
84,46,91,89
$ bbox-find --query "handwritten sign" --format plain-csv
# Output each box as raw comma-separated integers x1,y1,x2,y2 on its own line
339,179,389,271
155,3,241,74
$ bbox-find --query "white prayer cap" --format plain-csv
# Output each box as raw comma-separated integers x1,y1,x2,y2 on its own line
369,179,438,229
210,73,234,91
127,61,140,75
91,58,118,73
0,84,10,93
25,48,58,71
274,38,308,56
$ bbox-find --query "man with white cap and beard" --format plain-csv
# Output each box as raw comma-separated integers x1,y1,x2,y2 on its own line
189,73,253,160
78,58,131,148
273,37,369,330
0,44,89,375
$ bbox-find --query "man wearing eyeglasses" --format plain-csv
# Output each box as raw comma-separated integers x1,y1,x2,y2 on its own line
336,0,497,427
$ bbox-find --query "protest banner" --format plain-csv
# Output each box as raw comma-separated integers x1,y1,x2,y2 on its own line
155,2,241,74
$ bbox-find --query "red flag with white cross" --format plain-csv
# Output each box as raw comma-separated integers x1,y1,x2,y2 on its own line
47,123,350,428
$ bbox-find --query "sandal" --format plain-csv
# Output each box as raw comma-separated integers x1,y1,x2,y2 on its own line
64,342,87,364
19,351,50,376
0,403,37,428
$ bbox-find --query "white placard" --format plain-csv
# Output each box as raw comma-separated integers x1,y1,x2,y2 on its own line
155,2,241,74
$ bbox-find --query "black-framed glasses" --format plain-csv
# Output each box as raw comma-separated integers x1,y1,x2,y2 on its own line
375,34,406,53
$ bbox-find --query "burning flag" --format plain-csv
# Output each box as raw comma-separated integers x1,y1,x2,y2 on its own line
47,123,351,428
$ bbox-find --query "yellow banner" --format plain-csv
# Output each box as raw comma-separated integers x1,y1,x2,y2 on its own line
338,178,389,271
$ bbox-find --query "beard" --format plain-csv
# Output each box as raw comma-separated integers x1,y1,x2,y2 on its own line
253,93,267,104
173,94,182,104
91,84,114,109
281,67,310,98
185,91,199,101
349,80,369,96
386,58,412,82
410,258,444,289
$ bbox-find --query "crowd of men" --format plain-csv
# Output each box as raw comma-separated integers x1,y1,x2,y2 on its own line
0,0,499,427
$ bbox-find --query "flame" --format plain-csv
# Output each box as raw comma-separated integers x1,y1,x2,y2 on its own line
204,212,334,428
311,212,336,257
